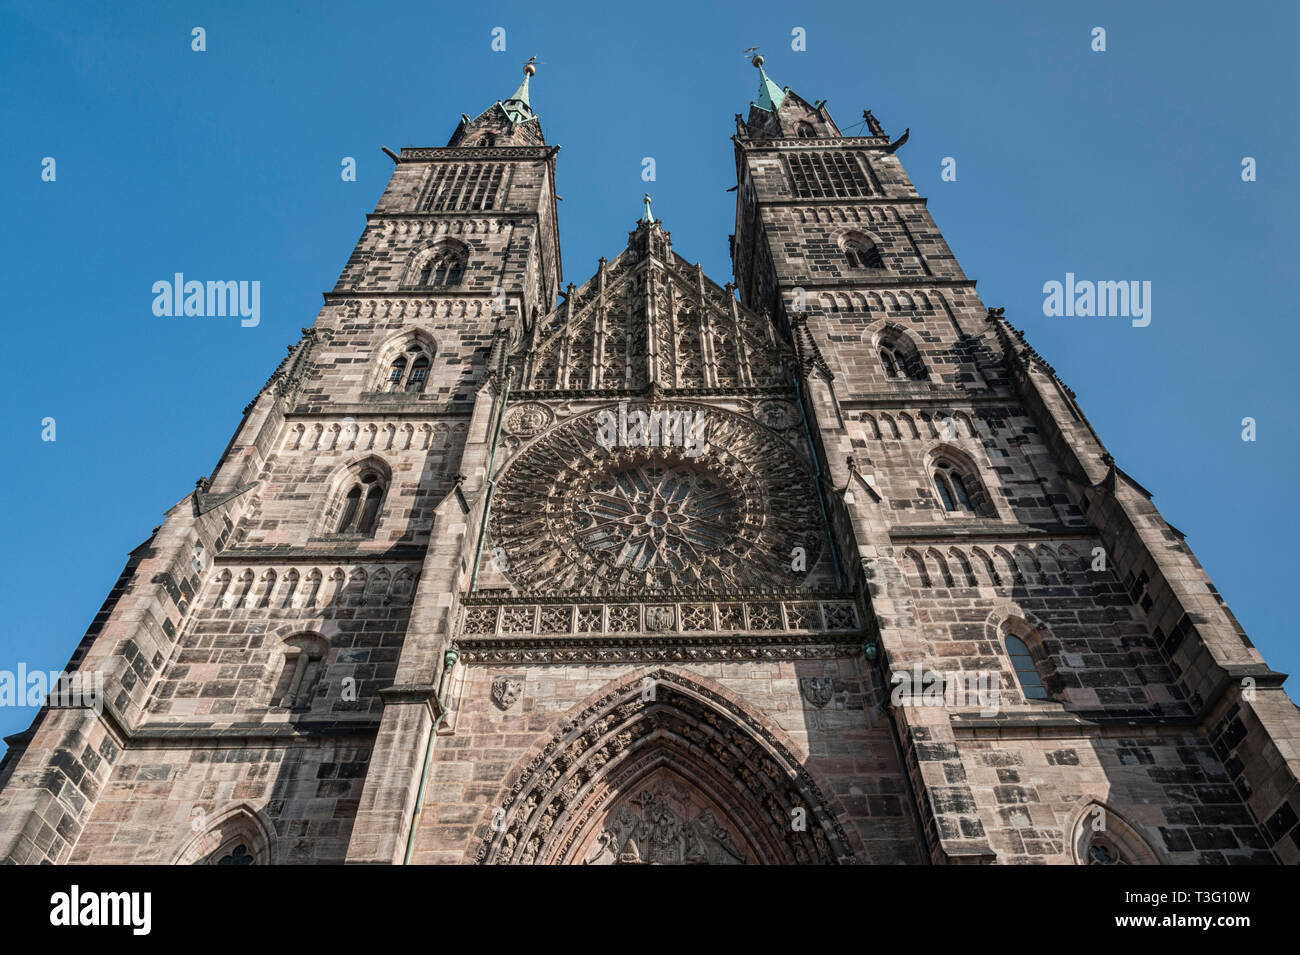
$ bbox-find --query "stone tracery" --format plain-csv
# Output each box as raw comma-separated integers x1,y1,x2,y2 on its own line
488,405,826,594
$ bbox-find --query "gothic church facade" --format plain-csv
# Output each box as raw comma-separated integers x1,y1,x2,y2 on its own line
1,61,1296,865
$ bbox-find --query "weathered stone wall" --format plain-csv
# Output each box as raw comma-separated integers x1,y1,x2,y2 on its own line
67,738,372,864
411,661,922,865
731,87,1294,865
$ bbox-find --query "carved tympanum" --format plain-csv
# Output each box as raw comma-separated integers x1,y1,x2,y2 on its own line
583,779,747,865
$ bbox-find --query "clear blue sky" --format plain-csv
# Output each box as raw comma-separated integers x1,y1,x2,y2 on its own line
1,0,1296,744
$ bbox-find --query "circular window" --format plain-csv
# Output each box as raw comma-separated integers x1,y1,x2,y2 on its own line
488,405,825,593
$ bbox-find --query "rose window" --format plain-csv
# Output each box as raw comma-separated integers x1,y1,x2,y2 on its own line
571,464,740,575
487,404,827,594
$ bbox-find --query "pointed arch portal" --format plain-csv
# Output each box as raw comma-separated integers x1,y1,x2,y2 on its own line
474,670,856,864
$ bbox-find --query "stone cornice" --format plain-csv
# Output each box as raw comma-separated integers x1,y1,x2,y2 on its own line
323,290,512,301
29,695,380,750
121,720,381,745
737,136,890,150
363,210,545,222
889,522,1097,543
214,545,427,564
507,385,797,401
378,683,445,722
839,392,1014,410
756,195,930,208
456,633,865,664
789,276,976,290
463,587,857,605
285,403,473,418
398,146,556,161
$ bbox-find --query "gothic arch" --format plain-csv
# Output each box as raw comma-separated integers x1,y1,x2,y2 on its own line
317,455,393,538
173,803,275,865
984,603,1055,643
866,321,925,380
925,547,954,587
1068,800,1163,865
269,631,331,709
473,668,858,865
903,547,930,588
925,443,994,517
841,230,885,269
948,547,977,587
860,412,881,440
992,546,1023,587
985,603,1059,702
971,546,1000,587
405,238,468,287
370,328,438,393
1057,543,1084,581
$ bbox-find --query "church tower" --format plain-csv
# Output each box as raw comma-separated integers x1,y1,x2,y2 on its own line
0,59,1295,866
730,55,1297,864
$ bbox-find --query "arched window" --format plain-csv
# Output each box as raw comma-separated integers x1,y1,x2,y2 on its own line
358,479,384,534
174,806,274,865
380,339,435,394
387,355,407,388
333,467,388,536
418,247,466,287
1084,839,1128,865
933,460,975,513
1005,634,1048,700
1071,802,1161,865
338,485,362,531
934,472,955,510
843,235,885,270
880,345,908,379
482,133,497,147
215,844,255,865
875,328,925,381
950,471,972,509
272,633,330,710
406,354,430,393
797,121,815,137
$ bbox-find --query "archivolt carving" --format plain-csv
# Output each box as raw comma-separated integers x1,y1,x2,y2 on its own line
474,669,856,865
488,405,825,594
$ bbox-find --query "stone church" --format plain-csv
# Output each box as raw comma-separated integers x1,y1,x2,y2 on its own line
1,59,1296,865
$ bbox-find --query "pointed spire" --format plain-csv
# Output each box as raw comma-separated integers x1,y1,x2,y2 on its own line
639,193,655,225
502,60,537,124
751,55,786,112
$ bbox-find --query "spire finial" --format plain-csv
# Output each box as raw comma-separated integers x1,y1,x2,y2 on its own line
639,193,655,225
751,55,786,112
503,59,537,124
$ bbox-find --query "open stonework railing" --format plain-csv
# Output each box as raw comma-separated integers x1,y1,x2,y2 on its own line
454,595,866,663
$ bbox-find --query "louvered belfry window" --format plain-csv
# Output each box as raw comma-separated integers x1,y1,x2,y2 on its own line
421,163,507,211
784,152,872,198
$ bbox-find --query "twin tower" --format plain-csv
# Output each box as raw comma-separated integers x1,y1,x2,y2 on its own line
1,61,1295,865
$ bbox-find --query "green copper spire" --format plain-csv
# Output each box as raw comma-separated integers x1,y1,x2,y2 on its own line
751,55,786,112
639,193,655,224
502,61,536,124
